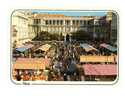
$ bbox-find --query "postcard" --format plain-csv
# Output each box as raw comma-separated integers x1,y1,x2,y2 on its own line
11,10,118,84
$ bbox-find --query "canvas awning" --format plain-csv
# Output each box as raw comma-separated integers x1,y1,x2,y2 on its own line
83,64,117,76
80,55,116,63
24,44,34,48
13,58,50,70
16,47,29,52
15,44,34,52
80,43,98,52
100,43,117,52
37,44,51,52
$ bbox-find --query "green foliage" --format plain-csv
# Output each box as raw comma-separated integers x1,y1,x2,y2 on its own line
71,30,92,40
32,31,63,41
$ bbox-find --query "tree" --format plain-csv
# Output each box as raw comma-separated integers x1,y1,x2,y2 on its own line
32,31,63,41
71,30,91,41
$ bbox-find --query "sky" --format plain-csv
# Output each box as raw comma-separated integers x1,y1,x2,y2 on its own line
31,10,108,16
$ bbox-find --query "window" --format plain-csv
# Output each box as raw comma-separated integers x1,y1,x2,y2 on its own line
45,20,48,25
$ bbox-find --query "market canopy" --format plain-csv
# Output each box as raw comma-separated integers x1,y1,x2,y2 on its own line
80,43,98,52
37,44,51,52
80,55,116,63
24,44,34,48
13,58,50,70
16,47,29,52
15,44,34,52
100,43,117,52
83,64,117,76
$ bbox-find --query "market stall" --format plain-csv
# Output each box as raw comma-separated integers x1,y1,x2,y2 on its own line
83,64,117,81
80,55,116,63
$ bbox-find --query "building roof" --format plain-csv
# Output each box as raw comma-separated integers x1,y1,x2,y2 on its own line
32,14,65,18
32,13,95,20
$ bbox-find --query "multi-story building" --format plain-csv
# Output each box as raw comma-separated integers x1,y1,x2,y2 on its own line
11,10,33,47
93,15,111,41
29,14,95,36
12,11,117,46
110,12,117,42
106,11,117,42
29,13,115,41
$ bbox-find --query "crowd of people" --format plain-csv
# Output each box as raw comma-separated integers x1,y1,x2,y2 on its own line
13,39,117,81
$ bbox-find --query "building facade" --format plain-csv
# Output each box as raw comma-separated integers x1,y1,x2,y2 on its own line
12,11,117,46
12,10,34,47
93,15,111,41
29,14,95,36
110,12,117,42
29,13,115,41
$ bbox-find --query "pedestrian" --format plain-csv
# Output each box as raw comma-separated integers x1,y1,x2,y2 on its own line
63,73,67,81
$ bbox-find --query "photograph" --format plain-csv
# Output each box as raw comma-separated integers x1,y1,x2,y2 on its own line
11,10,118,84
